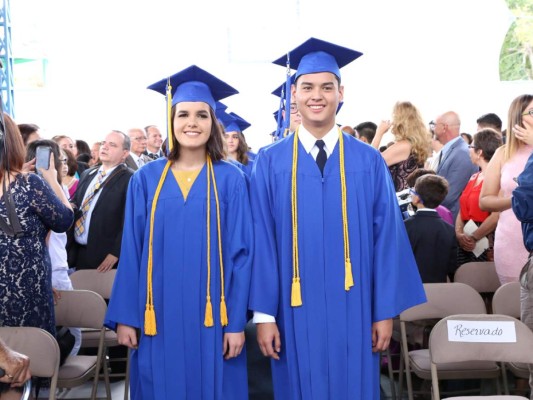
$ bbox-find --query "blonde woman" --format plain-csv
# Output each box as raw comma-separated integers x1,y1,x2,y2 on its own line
372,101,431,191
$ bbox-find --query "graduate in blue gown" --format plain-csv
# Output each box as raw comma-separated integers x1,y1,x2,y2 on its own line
219,111,254,177
105,65,253,400
249,38,426,400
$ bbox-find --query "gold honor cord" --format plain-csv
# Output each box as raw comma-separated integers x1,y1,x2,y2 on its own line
166,79,173,153
290,128,353,308
144,157,227,336
204,156,228,327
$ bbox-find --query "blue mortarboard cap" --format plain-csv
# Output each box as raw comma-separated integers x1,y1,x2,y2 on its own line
337,101,344,114
271,74,296,98
224,112,251,133
216,101,228,112
147,65,238,111
273,110,281,122
272,37,362,80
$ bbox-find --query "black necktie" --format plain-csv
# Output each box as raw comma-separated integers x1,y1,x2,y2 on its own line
315,140,327,176
147,152,159,160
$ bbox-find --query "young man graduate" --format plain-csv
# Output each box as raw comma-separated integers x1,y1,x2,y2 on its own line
249,37,426,400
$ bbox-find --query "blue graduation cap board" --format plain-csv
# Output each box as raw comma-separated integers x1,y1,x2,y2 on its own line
216,109,251,134
272,37,363,80
147,65,238,111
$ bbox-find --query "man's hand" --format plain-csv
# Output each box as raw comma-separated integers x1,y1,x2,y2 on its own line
117,324,138,349
223,332,245,360
256,322,281,360
97,254,118,272
372,318,393,352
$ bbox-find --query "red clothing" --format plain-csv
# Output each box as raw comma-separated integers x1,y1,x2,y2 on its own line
459,172,489,222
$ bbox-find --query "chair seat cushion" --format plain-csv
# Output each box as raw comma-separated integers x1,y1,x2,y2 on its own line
409,349,500,380
58,355,97,380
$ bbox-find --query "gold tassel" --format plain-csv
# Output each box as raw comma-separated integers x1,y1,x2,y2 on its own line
204,297,214,327
220,296,228,326
144,304,157,336
345,259,354,290
291,277,302,307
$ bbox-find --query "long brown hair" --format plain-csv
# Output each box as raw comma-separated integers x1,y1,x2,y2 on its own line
504,94,533,162
224,128,249,165
167,105,225,162
0,113,25,183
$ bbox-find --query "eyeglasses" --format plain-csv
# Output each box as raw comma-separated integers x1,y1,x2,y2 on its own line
289,103,298,114
409,188,419,197
132,136,147,142
522,109,533,117
429,121,445,130
468,145,476,149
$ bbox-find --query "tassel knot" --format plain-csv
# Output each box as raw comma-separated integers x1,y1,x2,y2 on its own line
291,277,303,307
144,304,157,336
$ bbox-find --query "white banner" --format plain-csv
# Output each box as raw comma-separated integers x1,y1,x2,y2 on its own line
447,320,516,343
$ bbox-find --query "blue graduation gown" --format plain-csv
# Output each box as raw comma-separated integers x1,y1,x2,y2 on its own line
513,152,533,252
105,158,253,400
249,132,426,400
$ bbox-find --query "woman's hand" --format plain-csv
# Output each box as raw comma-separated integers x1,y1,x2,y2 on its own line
513,121,533,146
457,232,476,252
39,152,58,185
223,332,245,360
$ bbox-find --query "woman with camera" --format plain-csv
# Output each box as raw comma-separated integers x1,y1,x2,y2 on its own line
0,113,73,396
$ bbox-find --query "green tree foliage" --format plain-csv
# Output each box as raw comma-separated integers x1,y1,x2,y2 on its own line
500,0,533,81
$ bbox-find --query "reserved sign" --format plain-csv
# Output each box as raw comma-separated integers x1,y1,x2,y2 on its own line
447,320,516,342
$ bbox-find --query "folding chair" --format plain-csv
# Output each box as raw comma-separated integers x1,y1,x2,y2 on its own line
430,314,533,399
70,269,130,400
492,282,529,392
399,282,500,400
0,326,59,400
454,261,501,313
54,289,111,400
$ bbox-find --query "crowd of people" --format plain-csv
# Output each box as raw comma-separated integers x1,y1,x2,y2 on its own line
0,36,532,400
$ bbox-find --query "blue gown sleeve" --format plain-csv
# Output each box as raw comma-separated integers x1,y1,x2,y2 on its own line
224,175,254,333
248,151,280,317
371,156,426,321
513,153,533,223
105,174,147,330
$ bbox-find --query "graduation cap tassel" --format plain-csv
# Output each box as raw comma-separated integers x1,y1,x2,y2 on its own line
283,52,292,135
204,296,214,327
144,161,172,335
166,78,173,153
339,130,354,290
291,129,303,307
208,156,229,327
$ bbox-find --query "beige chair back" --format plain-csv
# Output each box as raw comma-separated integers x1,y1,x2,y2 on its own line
430,314,533,400
70,269,117,299
400,282,487,322
492,282,521,318
0,326,59,399
454,261,501,293
55,289,107,329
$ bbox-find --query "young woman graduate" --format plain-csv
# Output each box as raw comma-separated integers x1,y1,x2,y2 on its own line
105,65,254,400
249,38,426,400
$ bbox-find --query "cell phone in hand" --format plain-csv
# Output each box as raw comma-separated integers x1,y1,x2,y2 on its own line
35,145,51,175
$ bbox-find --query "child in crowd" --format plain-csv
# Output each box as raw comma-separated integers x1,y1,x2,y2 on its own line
405,174,457,282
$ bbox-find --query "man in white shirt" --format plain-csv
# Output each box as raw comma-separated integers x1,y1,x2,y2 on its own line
144,125,164,159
